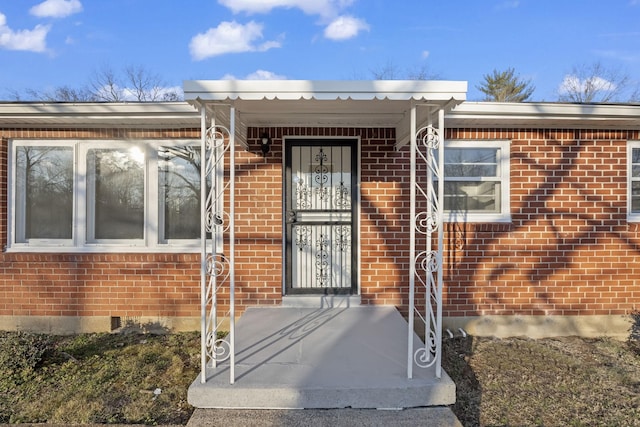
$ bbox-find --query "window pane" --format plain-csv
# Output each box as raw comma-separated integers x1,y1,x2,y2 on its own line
159,146,201,240
15,146,73,241
633,148,640,177
88,148,144,239
632,182,640,212
444,148,498,177
444,181,500,212
444,163,497,177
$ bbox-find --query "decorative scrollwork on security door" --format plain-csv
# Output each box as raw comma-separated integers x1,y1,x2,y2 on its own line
315,233,330,287
334,181,351,209
314,148,329,201
334,225,351,252
295,225,311,251
295,178,311,210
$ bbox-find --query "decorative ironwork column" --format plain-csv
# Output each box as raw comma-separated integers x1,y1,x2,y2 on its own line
200,106,236,384
408,106,445,379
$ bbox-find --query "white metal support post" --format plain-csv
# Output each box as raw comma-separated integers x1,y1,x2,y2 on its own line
200,104,236,385
408,104,445,379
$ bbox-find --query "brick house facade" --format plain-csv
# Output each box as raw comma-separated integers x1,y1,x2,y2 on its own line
0,89,638,337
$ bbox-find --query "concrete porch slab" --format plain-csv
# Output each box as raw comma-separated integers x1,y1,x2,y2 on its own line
187,306,456,409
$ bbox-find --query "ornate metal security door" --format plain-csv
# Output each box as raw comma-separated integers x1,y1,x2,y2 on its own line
285,140,357,295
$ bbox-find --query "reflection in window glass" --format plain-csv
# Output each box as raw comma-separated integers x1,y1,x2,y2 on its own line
15,146,73,241
88,148,144,239
440,147,501,213
444,181,500,212
159,146,201,240
632,148,640,212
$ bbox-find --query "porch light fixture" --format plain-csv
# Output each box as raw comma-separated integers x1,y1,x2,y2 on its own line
260,132,271,157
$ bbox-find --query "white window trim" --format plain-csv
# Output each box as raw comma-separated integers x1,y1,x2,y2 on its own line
7,139,202,253
627,141,640,222
443,139,511,223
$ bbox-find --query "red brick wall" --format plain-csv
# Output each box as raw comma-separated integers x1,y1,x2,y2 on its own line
0,129,202,321
444,129,640,317
0,253,200,318
236,127,409,309
1,126,638,325
0,126,414,322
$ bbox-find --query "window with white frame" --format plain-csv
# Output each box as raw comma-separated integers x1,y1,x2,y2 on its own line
9,139,202,251
439,140,511,222
628,141,640,221
14,144,74,244
158,145,202,241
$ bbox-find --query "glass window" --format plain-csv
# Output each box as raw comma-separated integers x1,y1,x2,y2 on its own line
628,144,640,220
14,146,73,242
87,147,145,240
440,141,510,222
158,145,201,240
10,139,207,252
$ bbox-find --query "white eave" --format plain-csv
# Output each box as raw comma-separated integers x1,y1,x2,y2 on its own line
0,102,200,128
447,101,640,130
184,80,468,147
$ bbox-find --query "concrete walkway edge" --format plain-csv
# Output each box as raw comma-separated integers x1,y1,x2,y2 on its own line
186,407,463,426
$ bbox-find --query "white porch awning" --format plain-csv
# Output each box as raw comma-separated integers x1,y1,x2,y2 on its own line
183,80,468,147
186,79,469,385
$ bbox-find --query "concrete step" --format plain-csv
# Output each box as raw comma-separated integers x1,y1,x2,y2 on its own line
188,306,456,409
281,295,361,308
187,407,463,426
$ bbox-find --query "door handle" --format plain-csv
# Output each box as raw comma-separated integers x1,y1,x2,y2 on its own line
286,211,297,224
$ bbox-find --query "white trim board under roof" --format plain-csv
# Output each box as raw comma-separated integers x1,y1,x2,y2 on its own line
184,80,468,147
447,102,640,130
0,102,200,128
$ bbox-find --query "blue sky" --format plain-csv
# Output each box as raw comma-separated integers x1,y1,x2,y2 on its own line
0,0,639,101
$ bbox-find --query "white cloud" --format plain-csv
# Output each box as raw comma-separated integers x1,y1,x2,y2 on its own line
189,20,280,60
218,0,367,41
558,75,616,94
246,70,287,80
421,50,430,59
222,70,287,80
30,0,83,18
0,13,50,52
218,0,354,18
323,15,369,41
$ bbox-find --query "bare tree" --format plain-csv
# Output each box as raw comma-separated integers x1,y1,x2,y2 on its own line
8,64,183,102
370,61,440,80
7,86,95,102
557,61,636,103
88,65,124,101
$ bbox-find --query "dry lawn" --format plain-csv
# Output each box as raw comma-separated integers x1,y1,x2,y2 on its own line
443,334,640,426
1,319,639,426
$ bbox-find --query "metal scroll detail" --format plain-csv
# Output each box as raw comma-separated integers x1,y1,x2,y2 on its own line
409,124,444,375
201,123,233,380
